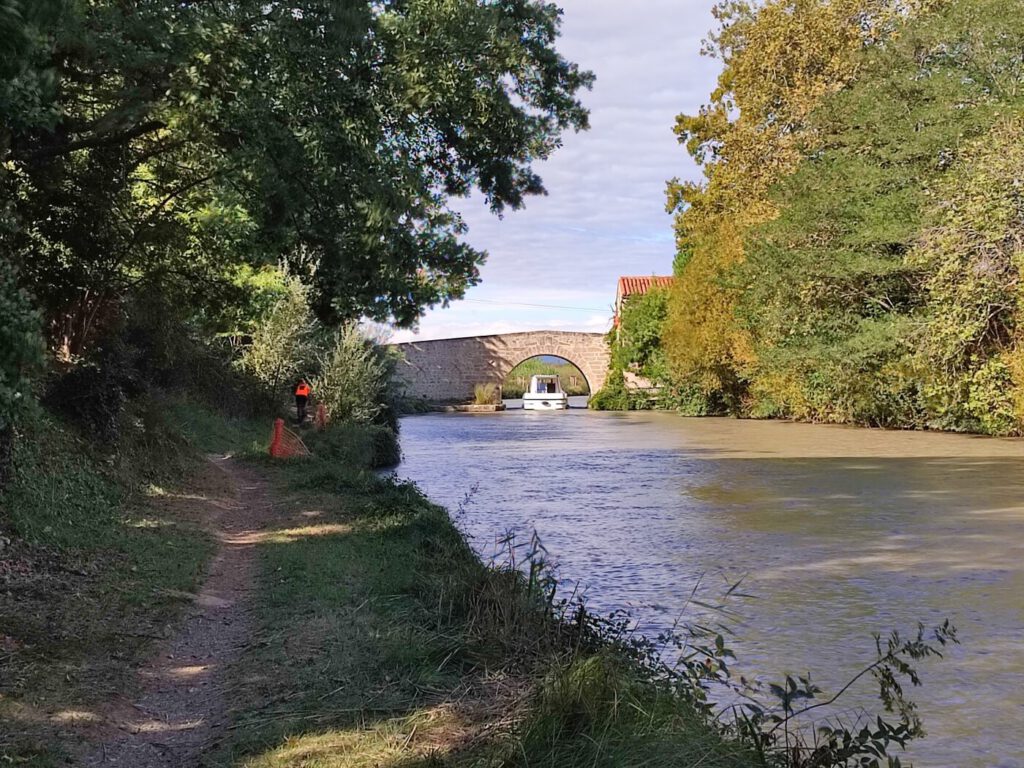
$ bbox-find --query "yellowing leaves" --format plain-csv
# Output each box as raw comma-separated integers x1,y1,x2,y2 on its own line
664,0,892,405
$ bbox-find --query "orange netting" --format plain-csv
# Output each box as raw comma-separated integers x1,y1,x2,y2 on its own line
268,418,311,459
314,403,329,430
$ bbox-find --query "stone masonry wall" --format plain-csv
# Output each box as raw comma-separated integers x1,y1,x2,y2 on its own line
390,331,609,402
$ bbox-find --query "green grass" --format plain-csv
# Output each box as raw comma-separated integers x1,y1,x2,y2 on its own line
186,411,755,768
0,401,218,766
165,396,272,456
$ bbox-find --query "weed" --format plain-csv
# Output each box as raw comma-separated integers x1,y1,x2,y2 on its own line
473,383,499,405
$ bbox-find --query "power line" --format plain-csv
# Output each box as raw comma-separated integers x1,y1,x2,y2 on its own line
462,298,609,312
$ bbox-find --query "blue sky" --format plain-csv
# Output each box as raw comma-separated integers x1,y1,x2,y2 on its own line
390,0,722,343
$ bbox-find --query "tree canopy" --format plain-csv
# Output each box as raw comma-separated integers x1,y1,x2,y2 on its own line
1,0,593,357
661,0,1024,434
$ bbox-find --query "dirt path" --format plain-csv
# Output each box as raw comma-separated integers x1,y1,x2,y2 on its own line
80,458,274,767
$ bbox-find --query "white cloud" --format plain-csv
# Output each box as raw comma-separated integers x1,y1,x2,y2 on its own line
399,0,722,342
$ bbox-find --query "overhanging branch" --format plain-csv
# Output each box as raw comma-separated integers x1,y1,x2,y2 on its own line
11,120,168,163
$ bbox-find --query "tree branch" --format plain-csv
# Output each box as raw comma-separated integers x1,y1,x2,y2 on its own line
12,120,168,163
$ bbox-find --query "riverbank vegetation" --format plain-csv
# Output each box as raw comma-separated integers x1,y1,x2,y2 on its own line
596,0,1024,433
0,0,594,483
170,406,953,768
2,1,593,762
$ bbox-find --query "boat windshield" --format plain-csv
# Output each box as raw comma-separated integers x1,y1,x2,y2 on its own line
530,376,562,394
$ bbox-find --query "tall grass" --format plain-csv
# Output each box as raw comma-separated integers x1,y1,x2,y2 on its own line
473,383,500,405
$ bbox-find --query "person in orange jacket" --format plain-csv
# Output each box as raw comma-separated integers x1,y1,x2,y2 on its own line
294,378,311,424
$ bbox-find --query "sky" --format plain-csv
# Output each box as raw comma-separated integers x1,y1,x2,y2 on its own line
390,1,723,343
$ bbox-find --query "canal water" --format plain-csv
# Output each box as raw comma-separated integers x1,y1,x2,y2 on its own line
396,403,1024,767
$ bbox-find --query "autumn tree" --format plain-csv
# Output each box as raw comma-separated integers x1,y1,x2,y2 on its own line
737,0,1024,429
663,0,902,410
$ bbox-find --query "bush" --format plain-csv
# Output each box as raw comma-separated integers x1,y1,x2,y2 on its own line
313,323,400,432
0,262,44,487
43,340,136,445
239,277,319,401
304,422,400,469
589,369,630,411
474,382,500,404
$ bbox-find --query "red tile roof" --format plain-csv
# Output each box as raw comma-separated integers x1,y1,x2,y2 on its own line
617,275,674,298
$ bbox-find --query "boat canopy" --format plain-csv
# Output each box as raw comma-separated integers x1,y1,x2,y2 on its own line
529,374,563,394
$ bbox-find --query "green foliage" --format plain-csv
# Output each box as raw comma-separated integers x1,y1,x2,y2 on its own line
664,0,896,405
239,277,319,401
0,0,63,150
2,0,592,360
313,323,400,432
0,261,42,433
912,118,1024,434
660,0,1024,434
734,0,1024,430
593,288,705,412
303,422,401,470
612,287,670,383
588,368,631,411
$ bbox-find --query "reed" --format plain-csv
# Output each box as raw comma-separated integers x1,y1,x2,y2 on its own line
473,382,500,405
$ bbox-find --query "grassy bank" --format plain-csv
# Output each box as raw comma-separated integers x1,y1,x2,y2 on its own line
3,398,945,767
173,409,753,768
0,399,222,766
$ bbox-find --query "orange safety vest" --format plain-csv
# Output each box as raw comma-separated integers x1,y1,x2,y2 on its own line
295,383,310,397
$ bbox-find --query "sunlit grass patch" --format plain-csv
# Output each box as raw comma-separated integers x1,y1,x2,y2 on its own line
240,706,471,768
166,397,270,456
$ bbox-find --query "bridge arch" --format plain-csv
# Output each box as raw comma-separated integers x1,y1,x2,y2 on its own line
390,331,609,403
502,352,594,396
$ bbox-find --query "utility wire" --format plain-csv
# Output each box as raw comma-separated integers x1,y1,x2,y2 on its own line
462,298,609,312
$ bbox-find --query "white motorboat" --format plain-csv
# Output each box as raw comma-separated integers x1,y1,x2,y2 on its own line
522,374,569,410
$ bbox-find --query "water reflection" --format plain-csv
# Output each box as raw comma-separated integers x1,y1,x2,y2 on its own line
397,409,1024,768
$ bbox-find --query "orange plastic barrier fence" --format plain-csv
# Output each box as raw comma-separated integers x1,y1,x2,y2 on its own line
314,403,329,430
268,418,311,459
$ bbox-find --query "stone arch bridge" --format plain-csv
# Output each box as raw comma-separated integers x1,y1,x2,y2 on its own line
390,331,609,402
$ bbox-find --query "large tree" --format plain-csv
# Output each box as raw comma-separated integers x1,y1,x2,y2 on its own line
736,0,1024,429
1,0,592,354
662,0,905,409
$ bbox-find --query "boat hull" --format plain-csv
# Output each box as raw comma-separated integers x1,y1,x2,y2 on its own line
522,395,569,410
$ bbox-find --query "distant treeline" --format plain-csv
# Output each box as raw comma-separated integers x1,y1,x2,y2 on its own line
606,0,1024,434
503,358,589,398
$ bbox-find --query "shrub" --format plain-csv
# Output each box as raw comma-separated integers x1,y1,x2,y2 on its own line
589,369,630,411
42,337,138,445
239,276,319,400
474,382,499,404
304,422,400,469
313,323,400,432
0,262,44,487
